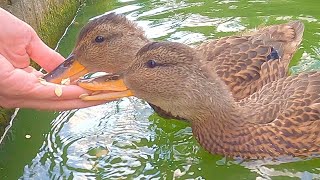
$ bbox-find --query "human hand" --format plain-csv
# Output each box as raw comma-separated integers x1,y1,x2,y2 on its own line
0,8,105,110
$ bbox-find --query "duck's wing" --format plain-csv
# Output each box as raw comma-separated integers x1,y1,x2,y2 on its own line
197,21,304,100
239,72,320,124
234,72,320,158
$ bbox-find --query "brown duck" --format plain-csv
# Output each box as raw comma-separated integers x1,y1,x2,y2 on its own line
44,13,304,100
44,13,304,117
77,41,320,159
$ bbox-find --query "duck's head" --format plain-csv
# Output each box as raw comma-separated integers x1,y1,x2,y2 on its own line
44,13,149,84
124,42,207,105
79,42,229,120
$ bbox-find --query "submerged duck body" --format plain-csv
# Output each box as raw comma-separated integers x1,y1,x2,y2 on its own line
79,42,320,159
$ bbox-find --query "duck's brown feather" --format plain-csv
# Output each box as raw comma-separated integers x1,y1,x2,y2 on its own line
191,71,320,159
197,21,304,100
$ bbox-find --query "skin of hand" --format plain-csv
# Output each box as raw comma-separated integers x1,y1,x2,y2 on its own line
0,8,105,110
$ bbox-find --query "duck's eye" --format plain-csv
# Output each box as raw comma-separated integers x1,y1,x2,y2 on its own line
146,59,157,68
95,36,105,43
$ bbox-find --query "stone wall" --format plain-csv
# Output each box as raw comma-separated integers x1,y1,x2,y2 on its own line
0,0,81,137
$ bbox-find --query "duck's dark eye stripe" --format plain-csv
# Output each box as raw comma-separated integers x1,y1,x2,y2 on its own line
95,36,105,43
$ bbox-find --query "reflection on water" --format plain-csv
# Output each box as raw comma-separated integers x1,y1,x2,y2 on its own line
22,98,158,178
22,98,199,179
1,0,320,179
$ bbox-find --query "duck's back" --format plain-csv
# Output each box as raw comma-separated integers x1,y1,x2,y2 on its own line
197,21,304,100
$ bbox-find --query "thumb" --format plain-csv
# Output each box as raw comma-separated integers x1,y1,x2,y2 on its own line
27,30,65,72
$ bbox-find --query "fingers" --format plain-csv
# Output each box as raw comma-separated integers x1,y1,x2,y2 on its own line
30,82,94,100
20,99,107,111
3,66,91,100
0,75,109,110
0,95,107,111
27,30,65,72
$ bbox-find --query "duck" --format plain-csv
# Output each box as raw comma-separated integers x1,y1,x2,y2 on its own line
43,13,304,118
77,41,320,159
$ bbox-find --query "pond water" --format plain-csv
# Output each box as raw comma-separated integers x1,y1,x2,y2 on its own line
1,0,320,179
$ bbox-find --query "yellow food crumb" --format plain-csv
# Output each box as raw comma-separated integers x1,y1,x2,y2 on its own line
61,78,71,85
38,77,50,86
54,86,63,97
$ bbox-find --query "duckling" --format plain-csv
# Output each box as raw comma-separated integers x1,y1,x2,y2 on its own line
78,41,320,159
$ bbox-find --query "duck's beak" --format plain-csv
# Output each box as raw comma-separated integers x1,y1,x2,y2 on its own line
43,54,89,84
77,74,134,101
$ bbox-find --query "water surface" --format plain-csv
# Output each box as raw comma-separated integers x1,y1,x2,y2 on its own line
1,0,320,179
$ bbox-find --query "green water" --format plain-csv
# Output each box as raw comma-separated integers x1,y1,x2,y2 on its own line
1,0,320,179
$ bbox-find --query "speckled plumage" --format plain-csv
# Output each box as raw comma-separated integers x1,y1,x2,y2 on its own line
197,21,304,100
118,41,320,159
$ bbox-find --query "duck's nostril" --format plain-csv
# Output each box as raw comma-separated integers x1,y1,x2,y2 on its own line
62,54,75,67
43,53,88,83
63,60,73,67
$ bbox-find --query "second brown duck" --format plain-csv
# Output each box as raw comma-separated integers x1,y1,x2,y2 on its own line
78,41,320,159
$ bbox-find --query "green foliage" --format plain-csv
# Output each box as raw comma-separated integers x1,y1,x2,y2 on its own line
30,0,81,69
0,108,14,136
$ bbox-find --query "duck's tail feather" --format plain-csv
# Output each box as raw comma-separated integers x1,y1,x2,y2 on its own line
280,21,304,68
248,21,304,70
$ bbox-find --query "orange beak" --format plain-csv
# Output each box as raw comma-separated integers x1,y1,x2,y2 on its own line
77,74,134,101
43,54,89,84
44,55,133,101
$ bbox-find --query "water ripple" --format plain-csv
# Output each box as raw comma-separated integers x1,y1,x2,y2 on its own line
17,0,320,179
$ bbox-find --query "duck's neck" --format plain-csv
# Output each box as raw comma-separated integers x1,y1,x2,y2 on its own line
186,74,253,157
188,74,244,127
